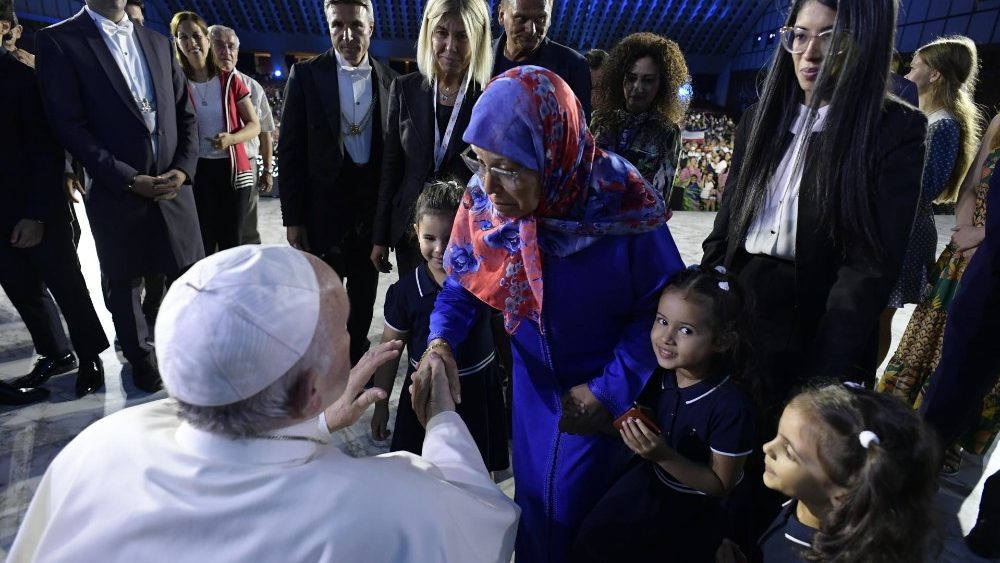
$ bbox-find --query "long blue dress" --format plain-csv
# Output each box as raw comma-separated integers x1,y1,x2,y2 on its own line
430,225,684,562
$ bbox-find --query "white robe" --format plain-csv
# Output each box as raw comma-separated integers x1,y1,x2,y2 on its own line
7,400,519,563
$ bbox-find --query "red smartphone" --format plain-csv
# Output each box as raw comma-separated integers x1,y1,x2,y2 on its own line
613,402,661,435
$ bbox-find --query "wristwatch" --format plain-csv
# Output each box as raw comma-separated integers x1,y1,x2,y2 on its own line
127,174,138,192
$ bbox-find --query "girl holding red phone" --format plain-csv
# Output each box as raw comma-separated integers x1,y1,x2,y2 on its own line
574,266,757,561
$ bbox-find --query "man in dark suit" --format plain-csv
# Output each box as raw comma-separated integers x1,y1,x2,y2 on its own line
492,0,591,117
34,0,202,392
0,0,106,404
279,0,397,365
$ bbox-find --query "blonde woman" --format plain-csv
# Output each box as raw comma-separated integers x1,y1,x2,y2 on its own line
371,0,493,275
878,37,981,364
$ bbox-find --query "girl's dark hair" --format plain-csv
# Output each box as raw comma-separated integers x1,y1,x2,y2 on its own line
791,384,941,562
412,179,465,226
593,32,689,125
727,0,899,260
663,266,751,379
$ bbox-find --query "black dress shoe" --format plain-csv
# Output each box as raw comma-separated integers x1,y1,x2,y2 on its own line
0,381,50,406
11,352,78,389
132,358,162,393
75,356,105,398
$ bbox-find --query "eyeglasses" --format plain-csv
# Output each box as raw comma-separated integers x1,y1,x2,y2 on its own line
461,147,524,192
778,26,849,55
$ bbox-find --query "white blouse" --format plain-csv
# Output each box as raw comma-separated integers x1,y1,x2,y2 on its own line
743,104,829,260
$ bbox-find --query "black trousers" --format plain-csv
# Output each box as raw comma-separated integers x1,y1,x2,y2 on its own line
193,157,243,255
319,156,380,365
0,220,109,359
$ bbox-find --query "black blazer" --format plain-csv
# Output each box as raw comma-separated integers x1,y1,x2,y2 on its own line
492,34,591,118
278,49,398,253
0,49,67,235
373,72,480,248
702,99,927,381
34,9,202,279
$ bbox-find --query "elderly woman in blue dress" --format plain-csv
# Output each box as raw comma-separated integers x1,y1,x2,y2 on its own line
414,66,683,562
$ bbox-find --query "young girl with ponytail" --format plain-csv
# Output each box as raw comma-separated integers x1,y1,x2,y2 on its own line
759,383,940,562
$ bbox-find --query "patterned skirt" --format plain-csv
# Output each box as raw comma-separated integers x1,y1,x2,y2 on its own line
878,153,1000,455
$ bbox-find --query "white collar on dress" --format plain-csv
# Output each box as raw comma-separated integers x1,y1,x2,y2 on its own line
790,103,830,134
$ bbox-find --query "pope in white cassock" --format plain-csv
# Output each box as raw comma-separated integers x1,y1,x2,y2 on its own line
7,245,519,563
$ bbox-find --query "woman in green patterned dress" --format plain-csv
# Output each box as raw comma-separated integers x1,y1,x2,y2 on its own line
879,112,1000,468
591,32,687,205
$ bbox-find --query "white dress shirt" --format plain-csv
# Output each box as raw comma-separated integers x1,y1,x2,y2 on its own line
335,50,374,165
236,70,275,159
8,400,519,563
84,4,158,162
744,104,830,260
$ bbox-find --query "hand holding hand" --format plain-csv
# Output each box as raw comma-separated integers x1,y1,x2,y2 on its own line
10,219,44,248
324,340,403,433
370,245,392,273
409,352,457,427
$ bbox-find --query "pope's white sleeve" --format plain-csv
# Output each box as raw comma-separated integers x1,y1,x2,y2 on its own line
422,411,496,493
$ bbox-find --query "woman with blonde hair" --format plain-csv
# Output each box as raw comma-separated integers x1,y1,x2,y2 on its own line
371,0,492,276
170,11,260,255
877,35,981,365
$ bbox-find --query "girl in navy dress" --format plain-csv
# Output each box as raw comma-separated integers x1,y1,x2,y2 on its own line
574,266,756,561
370,181,508,471
757,384,939,562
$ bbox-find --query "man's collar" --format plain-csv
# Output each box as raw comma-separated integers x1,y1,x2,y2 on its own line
334,49,371,72
83,4,128,27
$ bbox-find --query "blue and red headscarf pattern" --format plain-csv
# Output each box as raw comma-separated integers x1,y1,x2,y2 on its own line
444,66,669,333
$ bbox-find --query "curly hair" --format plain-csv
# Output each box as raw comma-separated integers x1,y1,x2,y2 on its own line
594,32,689,124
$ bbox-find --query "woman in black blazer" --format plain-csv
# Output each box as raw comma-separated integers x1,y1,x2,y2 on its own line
372,0,493,276
702,0,927,420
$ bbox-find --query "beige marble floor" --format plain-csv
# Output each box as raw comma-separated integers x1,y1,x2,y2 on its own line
0,200,995,561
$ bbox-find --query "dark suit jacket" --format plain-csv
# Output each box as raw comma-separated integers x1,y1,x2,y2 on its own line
278,49,398,253
34,9,201,279
492,34,591,118
0,49,67,235
373,72,479,248
702,99,927,382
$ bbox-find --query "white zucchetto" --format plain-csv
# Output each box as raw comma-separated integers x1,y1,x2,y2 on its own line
155,245,321,406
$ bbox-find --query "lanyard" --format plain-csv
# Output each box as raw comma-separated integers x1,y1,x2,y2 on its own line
432,74,470,174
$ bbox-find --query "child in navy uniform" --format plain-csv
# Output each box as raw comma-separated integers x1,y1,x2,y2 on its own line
757,384,939,562
370,181,509,472
574,266,756,561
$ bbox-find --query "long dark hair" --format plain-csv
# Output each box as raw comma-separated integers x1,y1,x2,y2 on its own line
791,384,940,562
728,0,899,259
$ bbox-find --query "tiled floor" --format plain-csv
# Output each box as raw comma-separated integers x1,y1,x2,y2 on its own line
0,200,995,561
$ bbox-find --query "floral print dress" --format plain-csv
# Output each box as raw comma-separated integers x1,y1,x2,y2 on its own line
878,146,1000,454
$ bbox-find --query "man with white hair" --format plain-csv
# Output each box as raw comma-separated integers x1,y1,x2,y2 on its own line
207,24,275,245
8,245,519,562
